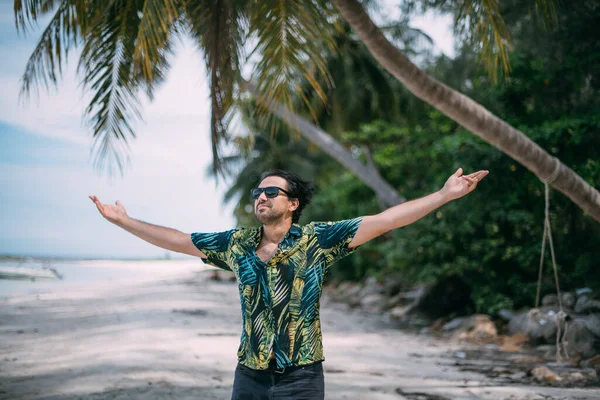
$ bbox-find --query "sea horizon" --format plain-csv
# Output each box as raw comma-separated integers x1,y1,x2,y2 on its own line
0,253,194,262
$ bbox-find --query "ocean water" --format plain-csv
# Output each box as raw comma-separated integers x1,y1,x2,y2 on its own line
0,259,205,296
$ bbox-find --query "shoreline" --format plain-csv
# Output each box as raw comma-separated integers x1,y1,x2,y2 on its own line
0,260,597,399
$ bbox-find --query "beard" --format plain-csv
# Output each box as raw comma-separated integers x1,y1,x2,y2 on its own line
254,202,285,224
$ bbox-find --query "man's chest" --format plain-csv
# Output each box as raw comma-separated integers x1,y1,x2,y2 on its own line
255,242,279,264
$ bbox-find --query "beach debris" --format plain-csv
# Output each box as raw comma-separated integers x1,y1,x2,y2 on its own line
529,366,562,382
0,259,61,281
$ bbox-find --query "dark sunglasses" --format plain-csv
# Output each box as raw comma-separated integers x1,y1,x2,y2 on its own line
250,186,290,200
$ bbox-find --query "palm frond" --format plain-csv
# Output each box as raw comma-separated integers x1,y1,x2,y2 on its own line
531,0,557,29
133,0,180,86
17,0,87,101
454,0,512,82
14,0,58,33
78,1,146,175
249,0,337,137
184,0,246,175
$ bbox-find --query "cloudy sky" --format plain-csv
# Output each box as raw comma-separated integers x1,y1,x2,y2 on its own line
0,2,453,259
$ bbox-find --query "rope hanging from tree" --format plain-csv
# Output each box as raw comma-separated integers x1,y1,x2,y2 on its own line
531,157,568,363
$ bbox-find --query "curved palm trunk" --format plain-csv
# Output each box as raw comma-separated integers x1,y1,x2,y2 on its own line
241,80,405,208
333,0,600,223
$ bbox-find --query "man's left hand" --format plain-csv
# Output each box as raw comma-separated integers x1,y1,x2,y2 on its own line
441,168,489,201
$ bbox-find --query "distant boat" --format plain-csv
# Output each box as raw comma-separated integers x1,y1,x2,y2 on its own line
0,259,62,281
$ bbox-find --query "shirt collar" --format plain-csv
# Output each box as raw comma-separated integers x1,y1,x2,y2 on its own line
288,224,302,238
254,224,302,246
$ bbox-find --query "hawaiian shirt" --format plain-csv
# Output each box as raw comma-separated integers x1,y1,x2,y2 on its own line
191,217,363,370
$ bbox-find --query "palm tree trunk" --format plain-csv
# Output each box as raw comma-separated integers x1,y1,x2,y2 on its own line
240,80,406,207
333,0,600,223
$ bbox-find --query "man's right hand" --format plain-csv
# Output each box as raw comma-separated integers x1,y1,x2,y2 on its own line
89,195,128,225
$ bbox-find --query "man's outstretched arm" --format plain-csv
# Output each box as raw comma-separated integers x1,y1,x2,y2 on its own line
349,168,489,249
89,195,206,257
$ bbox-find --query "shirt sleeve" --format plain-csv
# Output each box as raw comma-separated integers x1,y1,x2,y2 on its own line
190,229,236,271
313,217,363,267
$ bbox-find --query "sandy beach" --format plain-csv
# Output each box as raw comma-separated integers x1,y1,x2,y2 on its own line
0,260,597,400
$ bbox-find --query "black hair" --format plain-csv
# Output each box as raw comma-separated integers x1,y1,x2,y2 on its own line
261,170,314,223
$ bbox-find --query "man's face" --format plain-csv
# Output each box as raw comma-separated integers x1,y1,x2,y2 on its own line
254,176,298,224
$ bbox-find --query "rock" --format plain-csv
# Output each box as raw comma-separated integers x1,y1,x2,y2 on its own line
360,293,387,312
334,281,355,296
542,294,558,307
576,287,593,296
563,319,598,358
498,309,514,322
508,312,529,335
566,372,586,382
581,314,600,337
575,297,600,314
389,305,432,328
386,292,407,310
562,292,576,308
500,332,529,352
581,354,600,369
410,275,474,320
586,368,598,380
454,314,498,344
381,274,403,297
390,305,411,319
359,276,384,297
518,309,559,344
509,309,556,344
442,316,469,332
530,366,562,382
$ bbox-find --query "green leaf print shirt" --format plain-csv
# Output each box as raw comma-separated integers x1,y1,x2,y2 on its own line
191,217,363,370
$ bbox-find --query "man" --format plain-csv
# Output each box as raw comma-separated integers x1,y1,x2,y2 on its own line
89,167,488,399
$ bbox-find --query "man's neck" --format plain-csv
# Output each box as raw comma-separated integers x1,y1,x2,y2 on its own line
261,220,293,244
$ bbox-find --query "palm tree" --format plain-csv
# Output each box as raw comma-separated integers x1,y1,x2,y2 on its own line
13,0,404,207
14,0,600,222
331,0,600,222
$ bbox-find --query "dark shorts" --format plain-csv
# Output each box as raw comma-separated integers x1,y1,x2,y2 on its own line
231,361,325,400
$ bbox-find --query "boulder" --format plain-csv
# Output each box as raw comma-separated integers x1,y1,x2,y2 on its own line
389,304,432,328
509,310,553,343
581,314,600,337
359,276,384,297
562,292,576,308
543,292,575,308
453,314,498,344
563,319,598,359
575,296,600,314
385,292,406,310
508,312,529,335
542,294,558,307
497,309,514,322
360,293,387,313
409,275,474,320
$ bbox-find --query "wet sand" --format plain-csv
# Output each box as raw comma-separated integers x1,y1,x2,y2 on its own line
0,260,596,399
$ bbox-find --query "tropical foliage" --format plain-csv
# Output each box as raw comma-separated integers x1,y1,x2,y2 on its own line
222,0,600,315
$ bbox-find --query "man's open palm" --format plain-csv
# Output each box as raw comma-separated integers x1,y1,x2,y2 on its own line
89,195,127,224
442,168,489,201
